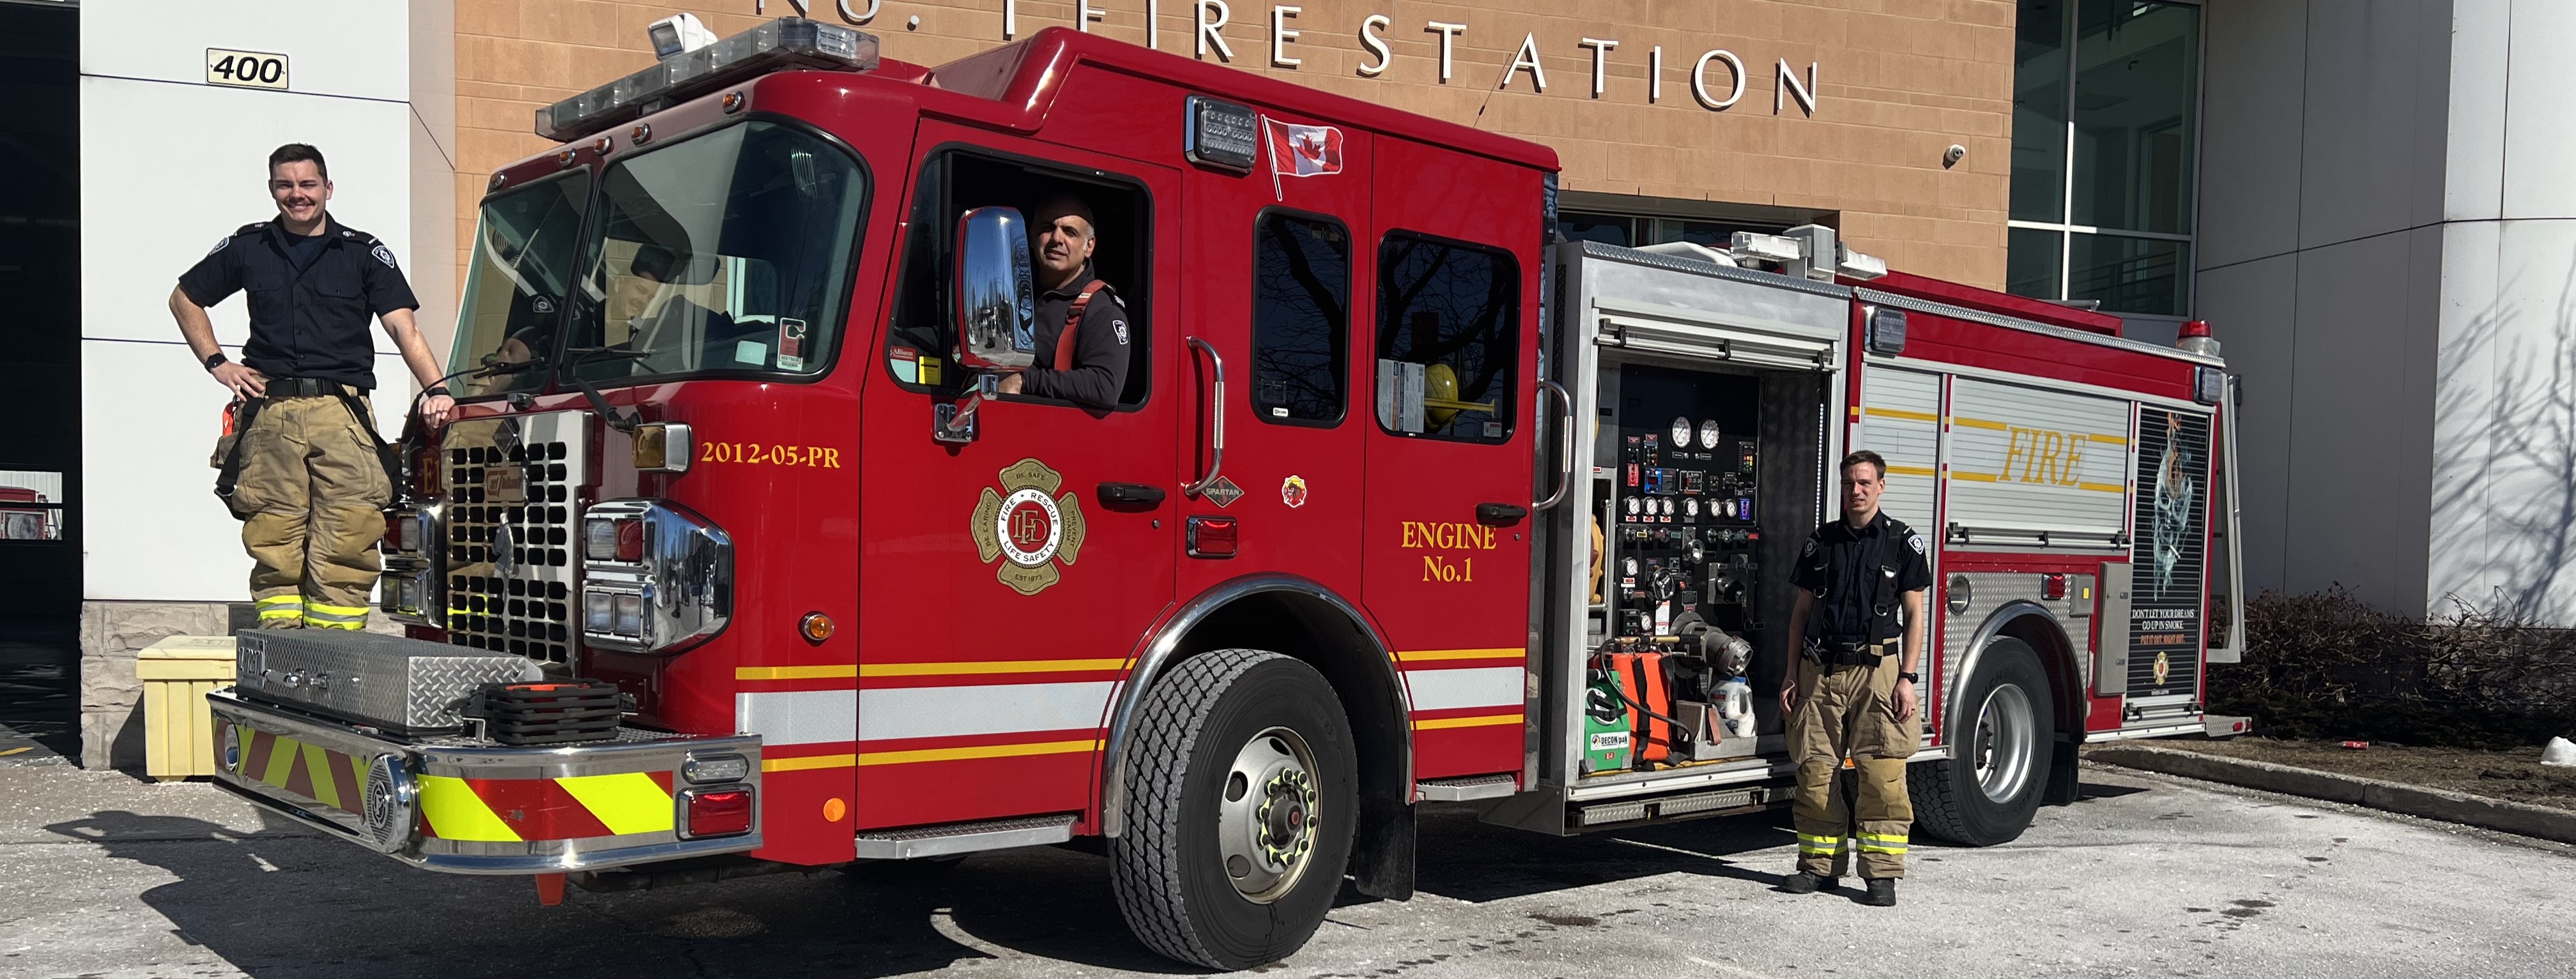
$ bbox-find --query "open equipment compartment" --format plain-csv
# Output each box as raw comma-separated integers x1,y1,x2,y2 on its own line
1503,241,1848,835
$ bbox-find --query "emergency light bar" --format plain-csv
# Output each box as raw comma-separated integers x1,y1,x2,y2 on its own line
535,17,880,142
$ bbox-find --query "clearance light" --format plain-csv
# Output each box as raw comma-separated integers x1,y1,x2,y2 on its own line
799,612,835,643
534,17,880,142
682,752,751,784
2041,573,2069,601
682,787,755,838
1187,516,1239,559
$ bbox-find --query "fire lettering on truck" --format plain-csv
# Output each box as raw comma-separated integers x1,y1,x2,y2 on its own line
1998,426,2088,487
1400,520,1494,583
971,458,1088,596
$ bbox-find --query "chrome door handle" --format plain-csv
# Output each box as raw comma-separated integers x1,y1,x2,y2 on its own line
1533,378,1573,510
1184,337,1226,497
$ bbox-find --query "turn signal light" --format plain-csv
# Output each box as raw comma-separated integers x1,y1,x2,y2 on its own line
583,517,645,563
2041,573,2069,601
1186,516,1238,559
799,612,835,643
633,421,692,473
682,787,753,838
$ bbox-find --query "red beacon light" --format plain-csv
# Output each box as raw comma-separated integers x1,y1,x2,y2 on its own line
2175,319,2221,358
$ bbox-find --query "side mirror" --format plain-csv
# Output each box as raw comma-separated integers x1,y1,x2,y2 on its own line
953,206,1037,373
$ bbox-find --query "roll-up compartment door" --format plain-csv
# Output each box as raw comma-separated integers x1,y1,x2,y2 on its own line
1853,368,1941,534
1945,379,2130,548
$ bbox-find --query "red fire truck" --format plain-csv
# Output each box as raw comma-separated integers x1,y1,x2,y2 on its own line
207,17,2246,969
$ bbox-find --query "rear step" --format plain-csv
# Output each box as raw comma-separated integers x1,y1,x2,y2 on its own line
1576,784,1780,830
852,814,1077,860
1416,774,1519,802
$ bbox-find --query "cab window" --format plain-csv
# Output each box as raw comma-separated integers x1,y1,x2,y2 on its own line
1251,211,1350,425
1374,232,1517,443
448,172,590,397
884,149,1153,408
563,120,866,384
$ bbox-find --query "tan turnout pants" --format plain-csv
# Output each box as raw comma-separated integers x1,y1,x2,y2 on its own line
1788,649,1919,879
216,391,390,630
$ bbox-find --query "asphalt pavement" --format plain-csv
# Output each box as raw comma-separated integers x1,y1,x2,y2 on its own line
3,755,2571,979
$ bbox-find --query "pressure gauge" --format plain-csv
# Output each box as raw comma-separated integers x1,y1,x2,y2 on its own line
1623,557,1639,575
1699,420,1721,450
1685,499,1699,519
1659,499,1673,516
1625,497,1641,517
1672,416,1694,448
1723,499,1738,518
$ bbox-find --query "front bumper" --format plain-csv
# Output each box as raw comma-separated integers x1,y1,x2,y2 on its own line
209,689,762,874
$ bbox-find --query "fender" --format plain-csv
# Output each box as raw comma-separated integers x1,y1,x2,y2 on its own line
1945,600,2073,741
1097,572,1413,837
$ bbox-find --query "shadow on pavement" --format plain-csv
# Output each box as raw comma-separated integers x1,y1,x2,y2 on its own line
43,781,2164,976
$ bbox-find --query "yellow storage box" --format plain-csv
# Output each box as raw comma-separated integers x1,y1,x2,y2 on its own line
138,635,238,778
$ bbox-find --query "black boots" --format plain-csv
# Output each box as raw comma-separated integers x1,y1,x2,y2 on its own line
1781,871,1837,894
1863,877,1897,906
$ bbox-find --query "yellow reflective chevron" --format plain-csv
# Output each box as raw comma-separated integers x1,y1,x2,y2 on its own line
555,773,677,835
416,775,524,842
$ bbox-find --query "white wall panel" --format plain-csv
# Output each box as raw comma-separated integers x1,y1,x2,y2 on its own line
1945,379,2131,540
82,77,415,349
2500,0,2576,220
2444,0,2511,222
80,0,412,102
1854,367,1940,535
82,343,408,602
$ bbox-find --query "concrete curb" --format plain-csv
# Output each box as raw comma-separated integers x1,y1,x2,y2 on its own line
2087,743,2576,846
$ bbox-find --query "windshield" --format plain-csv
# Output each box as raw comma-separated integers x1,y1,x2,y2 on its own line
565,121,866,383
448,172,592,397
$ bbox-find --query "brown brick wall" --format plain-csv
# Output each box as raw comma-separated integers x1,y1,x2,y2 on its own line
454,0,2011,290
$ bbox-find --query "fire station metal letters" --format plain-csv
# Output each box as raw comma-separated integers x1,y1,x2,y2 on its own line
204,15,2243,972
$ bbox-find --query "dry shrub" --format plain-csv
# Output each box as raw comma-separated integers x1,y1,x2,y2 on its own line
2208,587,2576,747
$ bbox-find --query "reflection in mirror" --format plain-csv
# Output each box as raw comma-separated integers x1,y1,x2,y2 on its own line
953,206,1037,374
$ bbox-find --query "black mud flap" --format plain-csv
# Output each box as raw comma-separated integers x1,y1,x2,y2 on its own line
2042,736,2082,806
1349,794,1415,900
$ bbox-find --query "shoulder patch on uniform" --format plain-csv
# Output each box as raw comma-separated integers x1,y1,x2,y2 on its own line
1907,532,1928,554
207,235,231,256
371,245,399,268
1112,320,1129,345
1802,538,1819,556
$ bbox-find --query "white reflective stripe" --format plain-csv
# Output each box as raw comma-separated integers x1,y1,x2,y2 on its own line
855,681,1116,741
735,690,857,746
1402,667,1523,711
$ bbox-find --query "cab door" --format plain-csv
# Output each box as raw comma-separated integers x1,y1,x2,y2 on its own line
853,127,1180,829
1360,142,1546,780
1173,119,1370,605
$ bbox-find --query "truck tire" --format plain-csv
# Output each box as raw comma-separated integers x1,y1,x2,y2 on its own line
1910,637,2055,846
1110,649,1357,970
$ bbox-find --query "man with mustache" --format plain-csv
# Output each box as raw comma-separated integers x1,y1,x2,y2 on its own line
995,194,1130,411
169,143,455,632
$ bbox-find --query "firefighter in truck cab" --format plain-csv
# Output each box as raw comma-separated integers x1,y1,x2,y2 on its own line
993,194,1130,411
1780,449,1933,907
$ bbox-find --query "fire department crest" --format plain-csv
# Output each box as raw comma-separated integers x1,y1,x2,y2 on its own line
2152,649,2172,687
971,458,1087,596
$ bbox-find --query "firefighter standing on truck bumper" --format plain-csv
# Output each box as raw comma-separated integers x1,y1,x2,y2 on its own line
1779,449,1932,907
167,142,455,631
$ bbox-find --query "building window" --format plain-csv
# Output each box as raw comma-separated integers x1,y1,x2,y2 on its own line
0,471,65,542
2008,0,2200,317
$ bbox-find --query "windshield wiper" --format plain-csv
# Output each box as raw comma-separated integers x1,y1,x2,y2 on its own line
559,345,650,432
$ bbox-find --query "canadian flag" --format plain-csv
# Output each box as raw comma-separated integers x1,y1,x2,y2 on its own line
1266,119,1345,179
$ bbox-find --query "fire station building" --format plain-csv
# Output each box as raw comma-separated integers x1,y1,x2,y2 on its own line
9,0,2572,767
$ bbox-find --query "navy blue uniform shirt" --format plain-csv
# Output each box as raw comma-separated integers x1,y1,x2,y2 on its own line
1793,511,1934,644
178,214,419,390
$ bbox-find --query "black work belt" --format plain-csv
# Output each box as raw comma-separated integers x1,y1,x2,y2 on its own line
259,377,353,398
1804,639,1897,669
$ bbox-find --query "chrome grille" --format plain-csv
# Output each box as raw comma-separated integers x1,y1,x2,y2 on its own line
439,414,588,665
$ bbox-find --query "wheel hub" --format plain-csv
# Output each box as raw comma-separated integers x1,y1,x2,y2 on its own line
1218,727,1321,904
1970,682,2035,804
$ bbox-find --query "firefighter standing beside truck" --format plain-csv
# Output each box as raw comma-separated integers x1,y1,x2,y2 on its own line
994,194,1130,411
1779,449,1932,907
167,143,456,630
